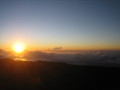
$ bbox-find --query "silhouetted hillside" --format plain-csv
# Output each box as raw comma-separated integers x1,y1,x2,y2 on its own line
0,58,120,90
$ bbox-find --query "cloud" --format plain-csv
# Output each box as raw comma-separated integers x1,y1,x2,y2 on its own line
53,46,62,50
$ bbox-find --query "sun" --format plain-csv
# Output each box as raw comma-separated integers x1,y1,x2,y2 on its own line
13,42,25,53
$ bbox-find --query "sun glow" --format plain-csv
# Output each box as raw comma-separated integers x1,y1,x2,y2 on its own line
13,42,25,53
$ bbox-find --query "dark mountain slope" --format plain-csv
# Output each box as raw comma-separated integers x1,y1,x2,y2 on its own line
0,58,120,90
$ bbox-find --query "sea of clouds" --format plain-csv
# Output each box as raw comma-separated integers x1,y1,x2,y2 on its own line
0,49,120,66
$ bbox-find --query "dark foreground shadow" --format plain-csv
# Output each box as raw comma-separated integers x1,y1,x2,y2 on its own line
0,58,120,90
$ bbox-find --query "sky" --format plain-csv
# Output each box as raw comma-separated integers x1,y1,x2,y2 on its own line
0,0,120,51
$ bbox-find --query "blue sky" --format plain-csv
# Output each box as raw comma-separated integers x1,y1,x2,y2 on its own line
0,0,120,50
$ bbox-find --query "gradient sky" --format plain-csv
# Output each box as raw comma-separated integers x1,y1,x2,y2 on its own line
0,0,120,50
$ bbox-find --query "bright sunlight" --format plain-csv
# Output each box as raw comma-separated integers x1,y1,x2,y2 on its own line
13,42,25,53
